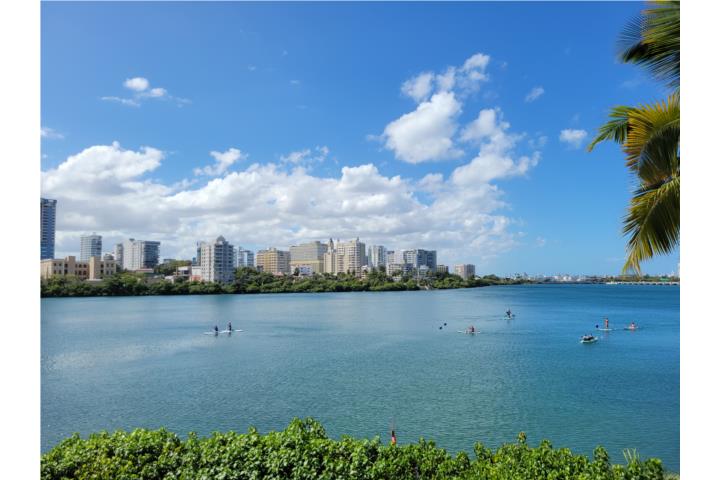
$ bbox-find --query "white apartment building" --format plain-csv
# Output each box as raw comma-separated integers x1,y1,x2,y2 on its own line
199,236,236,283
121,238,161,271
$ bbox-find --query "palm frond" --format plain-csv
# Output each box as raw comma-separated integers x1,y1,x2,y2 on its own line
619,1,680,90
586,105,635,152
623,92,680,178
622,173,680,274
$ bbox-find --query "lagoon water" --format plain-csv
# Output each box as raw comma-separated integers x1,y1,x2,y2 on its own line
42,285,679,471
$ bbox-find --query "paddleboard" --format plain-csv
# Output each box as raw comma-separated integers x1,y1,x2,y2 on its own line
203,332,218,335
220,329,244,333
623,327,640,331
457,330,477,334
596,328,614,331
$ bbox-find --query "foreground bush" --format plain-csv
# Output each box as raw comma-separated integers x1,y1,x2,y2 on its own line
41,418,666,479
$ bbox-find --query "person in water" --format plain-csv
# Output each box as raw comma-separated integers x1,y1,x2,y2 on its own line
390,429,397,445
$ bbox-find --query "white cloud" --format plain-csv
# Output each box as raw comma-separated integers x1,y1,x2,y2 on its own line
101,96,140,107
453,107,538,186
41,126,64,139
461,53,490,72
524,86,544,102
103,77,187,107
280,146,329,169
383,91,464,164
381,52,492,163
123,77,149,92
42,139,533,266
401,72,434,103
194,148,247,177
559,129,588,149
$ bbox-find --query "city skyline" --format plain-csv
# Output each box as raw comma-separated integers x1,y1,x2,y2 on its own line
40,2,679,275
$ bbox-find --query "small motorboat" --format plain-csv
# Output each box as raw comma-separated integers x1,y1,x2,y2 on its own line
580,334,598,344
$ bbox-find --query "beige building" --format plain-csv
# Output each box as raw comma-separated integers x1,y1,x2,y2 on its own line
324,238,367,276
436,264,449,274
454,264,476,280
41,255,117,281
256,247,291,275
289,241,328,274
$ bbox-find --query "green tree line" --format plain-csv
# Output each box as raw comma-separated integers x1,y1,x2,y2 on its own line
41,267,527,298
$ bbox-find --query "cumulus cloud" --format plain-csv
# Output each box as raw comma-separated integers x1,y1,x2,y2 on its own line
42,139,533,265
452,107,539,188
123,77,150,92
193,148,248,177
102,77,189,107
401,72,434,102
559,128,588,149
381,52,492,163
383,91,464,164
524,86,544,102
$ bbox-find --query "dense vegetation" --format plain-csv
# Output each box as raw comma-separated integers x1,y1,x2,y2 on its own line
41,418,667,480
41,267,527,298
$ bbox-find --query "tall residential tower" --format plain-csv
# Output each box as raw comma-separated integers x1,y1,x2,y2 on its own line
40,198,57,259
80,233,102,261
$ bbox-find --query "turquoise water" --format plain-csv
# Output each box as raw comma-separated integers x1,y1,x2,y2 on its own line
41,285,679,471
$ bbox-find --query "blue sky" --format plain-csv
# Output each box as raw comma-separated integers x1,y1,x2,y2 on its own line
40,1,679,276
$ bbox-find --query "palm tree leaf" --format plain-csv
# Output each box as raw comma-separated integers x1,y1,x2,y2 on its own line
619,1,680,90
623,92,680,178
622,174,680,274
586,105,635,151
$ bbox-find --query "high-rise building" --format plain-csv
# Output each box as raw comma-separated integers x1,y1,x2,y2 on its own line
454,264,476,280
80,233,102,261
290,241,328,274
403,249,437,272
114,243,124,268
367,245,387,269
199,236,236,283
41,198,57,260
121,238,161,271
235,247,255,268
256,247,290,275
326,238,366,276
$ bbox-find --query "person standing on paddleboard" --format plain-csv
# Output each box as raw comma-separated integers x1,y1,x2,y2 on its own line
228,321,232,332
391,429,397,445
604,317,609,329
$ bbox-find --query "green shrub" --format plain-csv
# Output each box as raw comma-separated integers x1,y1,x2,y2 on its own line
41,418,666,480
